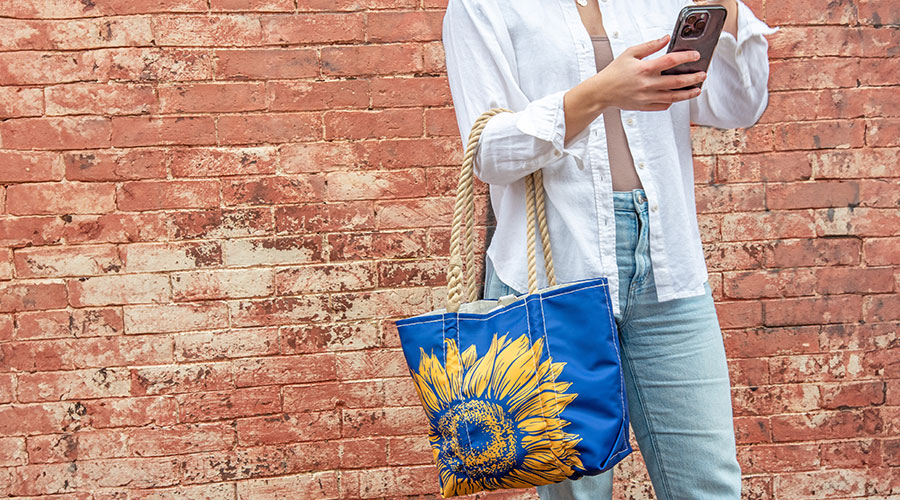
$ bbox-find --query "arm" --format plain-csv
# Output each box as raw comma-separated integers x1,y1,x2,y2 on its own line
443,0,594,186
687,0,780,129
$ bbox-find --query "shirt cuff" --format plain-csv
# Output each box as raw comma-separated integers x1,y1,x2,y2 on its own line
513,88,591,165
715,0,780,89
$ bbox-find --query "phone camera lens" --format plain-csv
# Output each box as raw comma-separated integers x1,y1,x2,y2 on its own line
686,14,698,24
681,26,693,37
694,19,706,30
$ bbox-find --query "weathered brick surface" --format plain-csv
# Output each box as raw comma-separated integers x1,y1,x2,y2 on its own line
0,2,895,499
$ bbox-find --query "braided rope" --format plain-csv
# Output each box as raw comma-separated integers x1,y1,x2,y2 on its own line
524,173,539,294
446,107,558,312
533,169,557,287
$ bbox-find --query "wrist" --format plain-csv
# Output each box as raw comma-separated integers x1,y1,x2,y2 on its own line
569,75,611,116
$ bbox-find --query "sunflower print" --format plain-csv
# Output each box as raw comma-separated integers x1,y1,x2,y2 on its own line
411,332,584,497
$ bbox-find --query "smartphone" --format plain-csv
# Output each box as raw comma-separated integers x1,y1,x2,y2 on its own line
661,5,728,90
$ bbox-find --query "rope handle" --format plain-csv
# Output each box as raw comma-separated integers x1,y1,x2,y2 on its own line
446,107,557,313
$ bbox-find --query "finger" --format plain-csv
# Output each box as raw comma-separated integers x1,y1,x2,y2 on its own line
646,49,702,73
651,71,707,91
625,34,670,59
650,86,703,105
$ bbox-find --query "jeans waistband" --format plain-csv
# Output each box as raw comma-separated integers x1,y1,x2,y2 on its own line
613,188,648,211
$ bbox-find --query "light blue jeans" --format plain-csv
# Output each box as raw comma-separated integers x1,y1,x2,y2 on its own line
483,188,742,500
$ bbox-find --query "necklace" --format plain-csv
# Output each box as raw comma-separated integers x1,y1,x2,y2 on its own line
576,0,587,5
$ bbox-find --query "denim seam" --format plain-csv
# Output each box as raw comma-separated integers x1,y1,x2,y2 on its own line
621,329,675,500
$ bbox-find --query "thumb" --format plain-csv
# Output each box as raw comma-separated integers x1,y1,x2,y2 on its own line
627,34,669,59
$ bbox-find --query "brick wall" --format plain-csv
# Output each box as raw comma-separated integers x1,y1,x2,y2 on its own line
0,0,896,498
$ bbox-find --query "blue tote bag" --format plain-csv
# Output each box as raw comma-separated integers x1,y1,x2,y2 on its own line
394,108,632,497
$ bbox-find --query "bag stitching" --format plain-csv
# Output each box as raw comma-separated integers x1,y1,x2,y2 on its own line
397,282,610,327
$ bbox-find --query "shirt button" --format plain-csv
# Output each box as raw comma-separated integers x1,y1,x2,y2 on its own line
651,204,659,212
613,31,619,38
638,161,645,169
554,150,561,157
626,118,634,126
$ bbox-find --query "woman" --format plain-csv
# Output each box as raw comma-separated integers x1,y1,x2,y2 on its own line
442,0,778,498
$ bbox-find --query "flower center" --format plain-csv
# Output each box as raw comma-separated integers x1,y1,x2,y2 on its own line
438,399,519,478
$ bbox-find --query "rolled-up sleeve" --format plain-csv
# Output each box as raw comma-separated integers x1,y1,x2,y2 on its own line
443,0,590,185
688,0,780,129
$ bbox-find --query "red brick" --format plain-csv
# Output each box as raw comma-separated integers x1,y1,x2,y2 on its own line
158,82,265,113
867,294,900,324
821,381,886,409
124,302,229,334
0,281,67,312
177,386,280,423
111,116,216,147
721,211,815,241
233,353,336,387
325,109,423,140
767,180,859,209
174,327,279,361
268,79,369,111
771,408,882,442
118,180,220,211
67,274,170,307
816,207,900,237
223,175,326,205
172,268,275,301
13,244,121,278
64,149,167,181
0,437,26,467
46,82,156,115
150,15,262,46
169,147,276,179
320,44,423,77
703,241,772,271
213,48,318,79
765,0,857,25
372,76,451,107
0,86,43,118
820,439,883,468
816,266,896,294
0,335,171,372
7,181,116,215
694,183,765,213
0,151,64,183
218,112,321,144
733,416,771,445
722,268,817,299
723,325,820,358
765,295,863,326
0,116,111,149
767,237,860,267
770,58,860,91
276,262,377,294
261,12,364,43
716,151,811,183
182,442,339,484
867,117,900,147
325,169,426,200
769,351,863,383
236,470,340,499
367,11,443,42
859,178,900,208
280,322,380,354
236,411,340,446
18,367,131,402
810,148,900,178
131,363,234,396
774,120,865,151
170,208,274,240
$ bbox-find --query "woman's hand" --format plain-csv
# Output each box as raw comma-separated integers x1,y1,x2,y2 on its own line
589,34,707,112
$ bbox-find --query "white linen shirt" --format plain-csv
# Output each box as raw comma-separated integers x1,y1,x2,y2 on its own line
442,0,779,316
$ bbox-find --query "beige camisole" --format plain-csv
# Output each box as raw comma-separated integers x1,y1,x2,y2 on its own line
590,35,643,191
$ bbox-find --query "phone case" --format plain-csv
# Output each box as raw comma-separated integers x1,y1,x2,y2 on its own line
661,5,728,90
